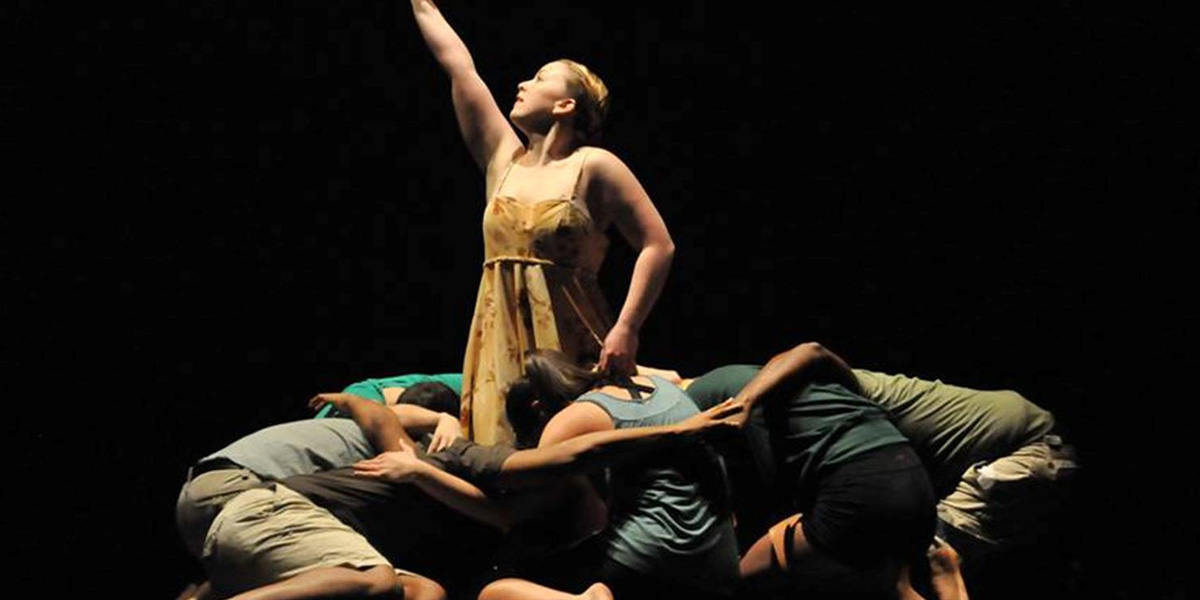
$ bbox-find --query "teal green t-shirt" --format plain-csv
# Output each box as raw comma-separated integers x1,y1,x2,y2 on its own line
686,365,908,499
314,373,464,419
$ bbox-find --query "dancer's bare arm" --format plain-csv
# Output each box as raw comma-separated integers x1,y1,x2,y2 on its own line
390,403,462,452
731,342,861,418
354,403,739,529
588,149,675,376
496,405,736,489
354,445,564,531
224,565,401,600
410,0,522,172
309,393,416,452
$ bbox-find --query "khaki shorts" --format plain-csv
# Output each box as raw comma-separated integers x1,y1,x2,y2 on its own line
202,483,392,595
176,466,265,559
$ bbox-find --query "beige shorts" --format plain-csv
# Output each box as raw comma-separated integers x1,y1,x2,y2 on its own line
176,467,264,559
202,483,392,595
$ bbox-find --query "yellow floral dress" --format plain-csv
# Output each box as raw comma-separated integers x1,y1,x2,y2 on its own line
461,149,612,445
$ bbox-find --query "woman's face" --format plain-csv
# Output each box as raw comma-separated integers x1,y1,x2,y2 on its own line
510,61,575,126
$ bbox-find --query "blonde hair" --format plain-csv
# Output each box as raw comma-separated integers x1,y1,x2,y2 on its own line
556,59,610,144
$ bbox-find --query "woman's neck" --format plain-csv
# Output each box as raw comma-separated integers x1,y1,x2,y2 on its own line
522,125,578,165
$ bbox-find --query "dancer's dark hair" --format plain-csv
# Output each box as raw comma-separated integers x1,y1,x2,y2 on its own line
506,349,654,448
398,381,460,416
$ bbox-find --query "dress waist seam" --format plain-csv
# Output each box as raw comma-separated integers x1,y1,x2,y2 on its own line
482,256,594,277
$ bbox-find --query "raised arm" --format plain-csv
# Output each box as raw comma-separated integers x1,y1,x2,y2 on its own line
733,342,861,415
309,393,415,452
590,149,676,375
410,0,522,172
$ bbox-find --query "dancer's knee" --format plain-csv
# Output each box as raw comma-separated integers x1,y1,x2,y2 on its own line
400,572,446,600
360,565,406,599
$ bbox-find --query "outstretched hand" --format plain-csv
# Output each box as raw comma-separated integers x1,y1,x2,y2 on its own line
353,445,426,483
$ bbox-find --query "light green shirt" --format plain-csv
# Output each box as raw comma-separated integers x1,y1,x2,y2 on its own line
852,368,1055,496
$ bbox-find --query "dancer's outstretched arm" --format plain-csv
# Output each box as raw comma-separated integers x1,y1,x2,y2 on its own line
309,393,416,452
729,342,861,418
353,404,739,528
409,0,522,172
496,404,731,489
357,444,522,530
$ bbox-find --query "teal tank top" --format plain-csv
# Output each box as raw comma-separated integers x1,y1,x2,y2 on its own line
578,376,739,593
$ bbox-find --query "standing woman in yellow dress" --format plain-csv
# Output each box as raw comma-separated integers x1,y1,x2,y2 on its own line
409,0,676,445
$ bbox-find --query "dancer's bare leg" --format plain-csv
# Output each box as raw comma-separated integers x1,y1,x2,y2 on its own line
740,514,897,595
226,565,404,600
478,579,612,600
895,563,927,600
177,581,215,600
400,573,448,600
928,538,969,600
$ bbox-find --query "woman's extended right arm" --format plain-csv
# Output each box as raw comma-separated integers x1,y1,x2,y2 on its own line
410,0,521,172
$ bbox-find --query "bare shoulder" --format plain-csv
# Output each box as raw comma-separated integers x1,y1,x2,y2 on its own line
581,147,631,180
537,401,613,447
579,147,647,224
485,144,526,198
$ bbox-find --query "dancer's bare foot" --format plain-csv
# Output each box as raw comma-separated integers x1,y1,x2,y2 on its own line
176,581,213,600
928,537,969,600
578,582,613,600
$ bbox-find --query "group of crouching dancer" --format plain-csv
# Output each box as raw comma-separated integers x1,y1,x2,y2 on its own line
176,342,1078,600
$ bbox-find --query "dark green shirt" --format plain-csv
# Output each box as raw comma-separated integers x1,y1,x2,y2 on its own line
686,365,908,506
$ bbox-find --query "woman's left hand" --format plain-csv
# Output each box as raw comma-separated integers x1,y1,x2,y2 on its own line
599,323,639,377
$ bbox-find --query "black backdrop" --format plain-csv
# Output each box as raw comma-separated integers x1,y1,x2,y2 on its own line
8,1,1196,597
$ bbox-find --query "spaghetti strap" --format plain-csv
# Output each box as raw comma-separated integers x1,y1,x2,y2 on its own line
493,159,517,200
570,148,590,199
568,148,597,223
